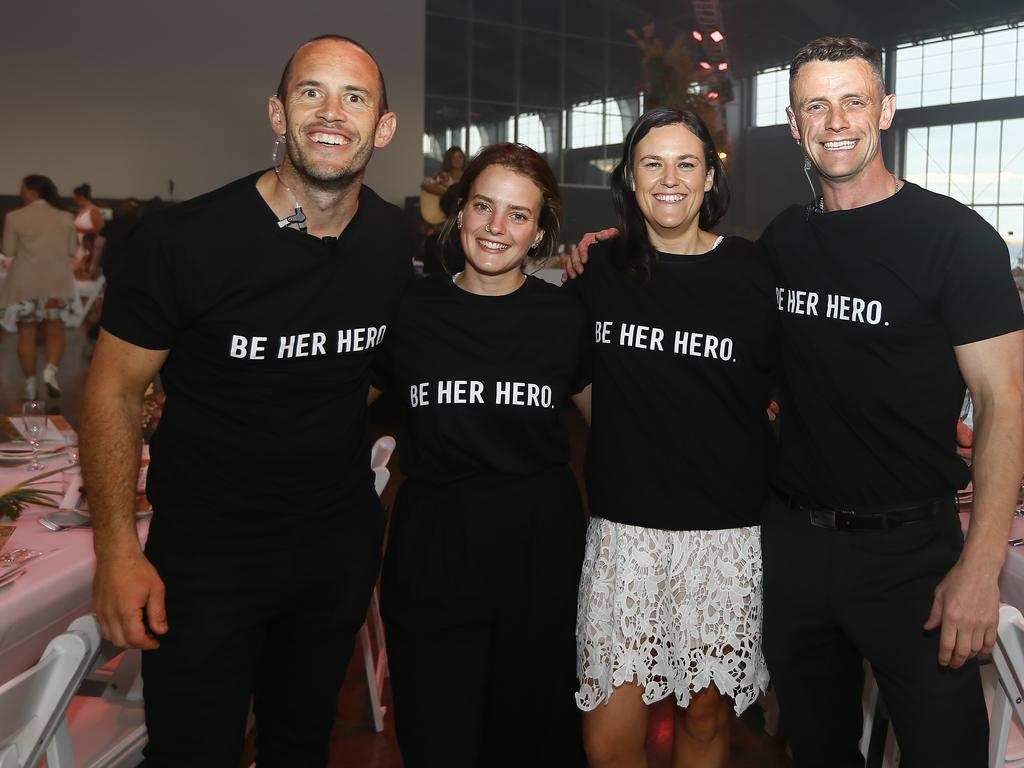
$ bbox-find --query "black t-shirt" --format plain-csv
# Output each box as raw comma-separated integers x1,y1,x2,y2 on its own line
101,172,413,518
376,273,588,483
760,182,1024,506
98,213,140,287
570,236,779,531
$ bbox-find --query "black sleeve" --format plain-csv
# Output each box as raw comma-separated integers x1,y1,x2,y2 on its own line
100,216,193,350
939,208,1024,346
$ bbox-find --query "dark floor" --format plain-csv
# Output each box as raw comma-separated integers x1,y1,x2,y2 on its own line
0,326,793,767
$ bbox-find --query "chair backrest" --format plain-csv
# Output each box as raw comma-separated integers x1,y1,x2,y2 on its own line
370,436,396,471
0,615,101,768
994,605,1024,724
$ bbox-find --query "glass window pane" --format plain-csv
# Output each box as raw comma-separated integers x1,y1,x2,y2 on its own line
948,123,976,204
895,46,923,109
904,127,928,187
610,95,640,149
469,101,513,152
1018,29,1024,96
565,0,605,39
755,68,788,127
424,97,469,175
1000,118,1024,205
950,36,982,103
515,112,548,153
532,109,564,179
564,37,604,106
921,39,951,106
925,125,951,196
975,121,1002,204
607,42,642,103
471,23,516,104
472,0,513,22
521,0,563,32
520,32,562,108
998,206,1023,268
568,98,604,149
426,16,468,97
984,29,1017,100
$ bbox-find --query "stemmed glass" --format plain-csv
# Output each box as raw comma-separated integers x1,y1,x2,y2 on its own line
21,400,47,472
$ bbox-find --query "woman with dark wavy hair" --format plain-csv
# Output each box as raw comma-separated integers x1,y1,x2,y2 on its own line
568,107,778,767
373,142,588,767
0,174,77,399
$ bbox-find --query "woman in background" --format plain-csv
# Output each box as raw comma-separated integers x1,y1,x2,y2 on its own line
0,175,77,399
72,182,103,278
569,107,778,768
374,143,588,767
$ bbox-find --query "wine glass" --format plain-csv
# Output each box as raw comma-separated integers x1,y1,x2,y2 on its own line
21,400,47,472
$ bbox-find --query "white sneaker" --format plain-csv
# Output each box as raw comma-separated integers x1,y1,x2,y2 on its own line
24,376,37,401
42,365,61,398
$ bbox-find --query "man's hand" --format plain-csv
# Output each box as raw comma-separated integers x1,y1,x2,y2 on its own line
956,418,974,460
923,560,1000,668
94,551,168,650
562,227,619,281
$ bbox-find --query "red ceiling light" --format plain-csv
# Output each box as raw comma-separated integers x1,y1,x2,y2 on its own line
707,91,720,100
692,30,703,41
709,29,725,43
717,61,729,71
698,60,712,70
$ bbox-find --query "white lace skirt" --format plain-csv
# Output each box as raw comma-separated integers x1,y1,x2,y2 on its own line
575,516,769,715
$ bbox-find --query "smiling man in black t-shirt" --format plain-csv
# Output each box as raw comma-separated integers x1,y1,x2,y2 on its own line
80,35,412,766
757,37,1024,767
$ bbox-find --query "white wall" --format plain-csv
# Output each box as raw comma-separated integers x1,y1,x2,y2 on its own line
1,1,424,206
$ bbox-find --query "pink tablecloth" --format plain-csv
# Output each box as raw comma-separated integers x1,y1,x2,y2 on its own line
0,464,149,684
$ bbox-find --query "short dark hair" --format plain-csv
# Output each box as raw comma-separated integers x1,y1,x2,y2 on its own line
73,183,92,200
609,106,730,282
437,142,563,271
789,36,885,102
441,146,464,173
275,34,389,114
23,175,62,208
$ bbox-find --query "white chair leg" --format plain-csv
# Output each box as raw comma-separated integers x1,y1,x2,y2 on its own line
990,689,1012,767
860,666,879,758
360,624,384,732
44,718,75,768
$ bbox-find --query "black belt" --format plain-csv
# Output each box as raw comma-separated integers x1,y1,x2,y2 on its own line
773,490,950,531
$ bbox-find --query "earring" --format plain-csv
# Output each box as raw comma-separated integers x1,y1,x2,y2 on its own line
803,156,812,172
456,212,463,229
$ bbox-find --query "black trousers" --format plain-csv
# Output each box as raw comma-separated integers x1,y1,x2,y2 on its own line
381,466,587,768
140,491,386,767
761,493,988,768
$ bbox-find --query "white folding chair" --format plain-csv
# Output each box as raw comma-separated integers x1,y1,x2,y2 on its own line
65,276,106,329
0,615,101,768
65,645,146,768
359,435,396,731
987,604,1024,766
861,604,1024,768
860,663,899,768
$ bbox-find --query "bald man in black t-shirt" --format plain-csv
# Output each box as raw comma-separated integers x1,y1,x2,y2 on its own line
80,35,412,766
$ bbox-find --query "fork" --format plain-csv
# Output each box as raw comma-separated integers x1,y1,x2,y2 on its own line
38,517,87,531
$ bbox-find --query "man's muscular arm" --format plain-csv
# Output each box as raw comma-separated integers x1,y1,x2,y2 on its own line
81,330,169,649
924,329,1024,667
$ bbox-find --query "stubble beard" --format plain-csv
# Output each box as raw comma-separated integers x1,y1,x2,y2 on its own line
285,134,373,193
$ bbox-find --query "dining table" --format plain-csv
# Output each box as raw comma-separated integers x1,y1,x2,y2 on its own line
0,417,150,685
